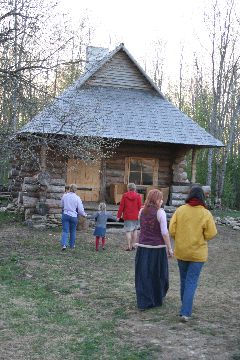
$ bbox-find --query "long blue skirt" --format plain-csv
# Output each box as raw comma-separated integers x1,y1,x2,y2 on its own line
135,247,169,310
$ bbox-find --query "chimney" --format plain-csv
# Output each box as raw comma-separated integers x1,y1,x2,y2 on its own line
85,46,109,69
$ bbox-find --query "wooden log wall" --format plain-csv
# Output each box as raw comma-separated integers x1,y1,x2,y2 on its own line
9,140,209,225
9,157,39,198
170,185,190,207
105,142,173,202
170,184,211,207
11,148,67,228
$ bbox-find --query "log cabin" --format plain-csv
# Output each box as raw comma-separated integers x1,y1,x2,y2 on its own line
10,43,223,227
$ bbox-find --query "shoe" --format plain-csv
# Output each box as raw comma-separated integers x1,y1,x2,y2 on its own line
125,248,131,251
62,245,66,251
102,247,105,250
131,247,136,250
180,315,189,323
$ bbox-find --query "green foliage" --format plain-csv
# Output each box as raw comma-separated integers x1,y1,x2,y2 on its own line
182,81,240,210
190,149,240,210
212,208,240,218
0,211,23,224
222,157,240,210
0,157,10,186
186,148,210,185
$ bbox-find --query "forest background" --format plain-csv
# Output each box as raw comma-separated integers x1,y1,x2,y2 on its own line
0,0,239,209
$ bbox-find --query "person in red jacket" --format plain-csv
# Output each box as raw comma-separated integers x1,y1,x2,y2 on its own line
117,183,142,251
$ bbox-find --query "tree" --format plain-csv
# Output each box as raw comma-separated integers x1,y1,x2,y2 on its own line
181,0,240,207
0,0,93,184
204,0,240,204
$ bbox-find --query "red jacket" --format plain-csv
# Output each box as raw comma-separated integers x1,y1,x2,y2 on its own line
117,191,142,221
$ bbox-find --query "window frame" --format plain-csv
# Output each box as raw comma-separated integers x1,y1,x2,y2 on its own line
124,157,159,187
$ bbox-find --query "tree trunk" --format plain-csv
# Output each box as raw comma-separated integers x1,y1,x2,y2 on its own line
206,148,213,187
191,148,198,183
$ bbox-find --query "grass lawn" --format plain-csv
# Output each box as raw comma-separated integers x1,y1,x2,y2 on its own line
0,215,239,359
212,209,240,218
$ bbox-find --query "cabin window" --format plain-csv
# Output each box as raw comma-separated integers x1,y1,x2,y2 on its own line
128,158,155,185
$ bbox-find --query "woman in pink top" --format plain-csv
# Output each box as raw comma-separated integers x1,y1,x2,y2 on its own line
135,189,173,310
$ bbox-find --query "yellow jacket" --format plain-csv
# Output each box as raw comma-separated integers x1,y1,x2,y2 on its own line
169,204,217,262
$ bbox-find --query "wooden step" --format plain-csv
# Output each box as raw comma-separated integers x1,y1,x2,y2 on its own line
106,222,124,228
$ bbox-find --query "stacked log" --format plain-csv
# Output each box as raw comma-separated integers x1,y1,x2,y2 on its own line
20,175,65,228
9,156,40,195
170,185,190,207
8,164,24,198
164,205,177,222
8,148,67,228
172,157,189,184
170,185,211,207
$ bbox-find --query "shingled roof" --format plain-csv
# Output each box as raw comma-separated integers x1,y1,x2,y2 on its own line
19,43,223,148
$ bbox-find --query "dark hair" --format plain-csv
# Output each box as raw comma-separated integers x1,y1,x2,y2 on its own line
186,185,206,206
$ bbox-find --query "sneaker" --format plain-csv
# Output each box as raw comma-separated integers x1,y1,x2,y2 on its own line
62,245,66,251
180,315,189,323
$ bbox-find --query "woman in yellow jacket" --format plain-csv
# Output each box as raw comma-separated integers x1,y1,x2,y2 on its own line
169,185,217,322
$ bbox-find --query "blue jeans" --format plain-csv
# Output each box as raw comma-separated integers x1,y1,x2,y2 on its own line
61,214,78,248
177,260,204,317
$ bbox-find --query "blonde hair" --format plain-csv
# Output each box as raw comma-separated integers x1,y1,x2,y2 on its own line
98,202,106,211
69,184,78,193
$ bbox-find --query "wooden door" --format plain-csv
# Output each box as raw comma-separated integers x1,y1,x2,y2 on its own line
67,159,100,201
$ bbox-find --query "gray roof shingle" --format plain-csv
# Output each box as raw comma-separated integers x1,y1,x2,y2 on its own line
19,44,223,148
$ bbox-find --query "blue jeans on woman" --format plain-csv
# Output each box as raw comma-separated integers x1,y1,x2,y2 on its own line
177,260,204,317
61,213,78,248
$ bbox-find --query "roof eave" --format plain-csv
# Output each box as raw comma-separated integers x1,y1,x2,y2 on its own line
18,131,224,148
